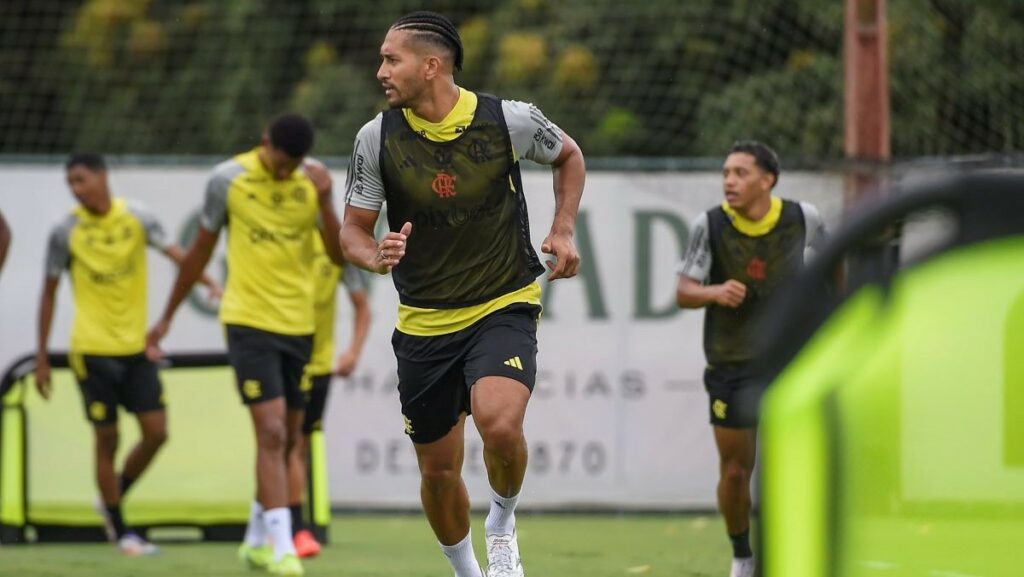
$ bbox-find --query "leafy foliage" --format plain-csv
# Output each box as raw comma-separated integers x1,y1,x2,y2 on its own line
0,0,1021,158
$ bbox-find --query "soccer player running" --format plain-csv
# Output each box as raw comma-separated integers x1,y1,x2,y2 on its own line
35,152,220,555
287,233,371,557
676,141,828,577
340,11,584,577
146,115,343,577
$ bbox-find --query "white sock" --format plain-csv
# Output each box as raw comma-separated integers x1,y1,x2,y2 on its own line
485,488,519,536
440,529,484,577
243,501,265,547
263,507,297,561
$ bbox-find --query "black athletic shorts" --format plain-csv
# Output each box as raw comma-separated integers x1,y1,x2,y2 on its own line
301,373,332,434
71,352,164,426
704,363,769,429
393,303,541,445
225,324,313,409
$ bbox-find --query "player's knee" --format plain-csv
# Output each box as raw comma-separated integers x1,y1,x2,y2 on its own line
721,460,750,486
97,439,119,457
420,461,461,494
479,421,523,457
287,436,304,459
289,446,307,470
95,428,119,456
284,432,300,456
256,423,288,453
143,428,168,449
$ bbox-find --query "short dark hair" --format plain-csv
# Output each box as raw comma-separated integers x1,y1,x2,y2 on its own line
65,152,106,172
730,140,780,187
268,114,315,159
392,11,464,71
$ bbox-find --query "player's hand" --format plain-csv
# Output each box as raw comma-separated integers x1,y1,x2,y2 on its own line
205,279,224,305
335,348,359,377
713,279,747,308
145,318,171,362
34,352,51,400
303,159,333,205
541,231,580,281
374,221,411,275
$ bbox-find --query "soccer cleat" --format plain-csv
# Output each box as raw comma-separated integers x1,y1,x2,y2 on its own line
238,543,274,569
268,553,305,576
486,530,524,577
117,532,159,556
293,529,322,558
93,498,116,542
730,556,756,577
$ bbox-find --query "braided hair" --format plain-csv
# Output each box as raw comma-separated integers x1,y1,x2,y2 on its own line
391,11,464,71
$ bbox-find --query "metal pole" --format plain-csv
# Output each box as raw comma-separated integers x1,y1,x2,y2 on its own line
844,0,890,206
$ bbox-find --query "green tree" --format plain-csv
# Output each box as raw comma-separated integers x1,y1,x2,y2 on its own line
1,0,1022,158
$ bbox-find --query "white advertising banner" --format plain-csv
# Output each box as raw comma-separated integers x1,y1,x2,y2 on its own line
0,164,843,509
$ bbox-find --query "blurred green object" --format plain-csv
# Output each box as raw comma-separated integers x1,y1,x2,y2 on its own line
760,172,1024,577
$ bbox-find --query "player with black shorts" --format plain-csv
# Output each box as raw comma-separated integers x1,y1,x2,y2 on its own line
676,141,828,577
340,12,585,577
36,152,220,556
147,115,343,577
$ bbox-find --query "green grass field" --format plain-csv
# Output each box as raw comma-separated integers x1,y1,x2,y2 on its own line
0,514,733,577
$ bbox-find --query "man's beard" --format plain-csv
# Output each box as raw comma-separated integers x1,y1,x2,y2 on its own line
388,84,421,110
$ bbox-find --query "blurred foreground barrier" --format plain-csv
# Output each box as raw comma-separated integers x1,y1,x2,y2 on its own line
759,171,1024,577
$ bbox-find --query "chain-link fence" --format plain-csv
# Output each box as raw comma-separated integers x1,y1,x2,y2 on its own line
1,0,1022,160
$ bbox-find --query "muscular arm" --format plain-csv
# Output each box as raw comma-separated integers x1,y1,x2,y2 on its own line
0,210,10,280
156,227,219,325
318,206,344,266
163,244,219,291
677,276,746,309
346,290,371,358
336,289,371,377
35,276,59,398
146,227,219,358
340,206,410,275
37,276,59,355
542,133,585,280
304,160,345,266
340,206,382,272
549,134,585,238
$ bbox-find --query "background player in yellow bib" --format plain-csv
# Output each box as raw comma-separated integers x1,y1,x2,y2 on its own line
35,152,220,556
676,141,828,577
340,12,585,577
287,233,371,558
146,114,343,577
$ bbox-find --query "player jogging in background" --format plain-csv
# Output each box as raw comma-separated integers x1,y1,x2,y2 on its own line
288,233,371,558
676,141,828,577
340,11,585,577
35,152,221,556
146,114,344,577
